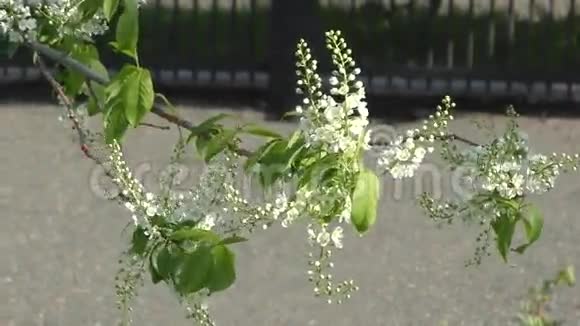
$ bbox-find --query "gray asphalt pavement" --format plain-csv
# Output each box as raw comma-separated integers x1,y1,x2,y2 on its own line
1,103,579,326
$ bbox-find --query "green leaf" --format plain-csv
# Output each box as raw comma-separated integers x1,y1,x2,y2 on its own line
187,113,231,142
243,139,280,172
170,228,220,245
103,0,119,21
103,100,129,143
286,130,303,150
350,168,380,233
219,235,248,245
207,245,236,293
114,0,139,60
240,124,282,139
513,205,544,254
149,258,163,284
130,226,148,256
60,43,100,96
123,68,154,126
79,0,104,21
491,213,517,262
556,265,576,286
155,246,180,282
105,65,153,128
173,246,213,294
86,65,107,115
203,129,238,162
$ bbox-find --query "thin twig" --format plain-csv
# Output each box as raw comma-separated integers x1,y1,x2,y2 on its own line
442,134,481,147
35,54,131,203
28,41,254,157
140,122,170,130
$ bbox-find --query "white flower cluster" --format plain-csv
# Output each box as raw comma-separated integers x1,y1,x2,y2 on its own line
107,141,162,238
0,0,108,43
305,223,358,305
524,153,579,194
378,97,454,179
41,0,108,40
0,0,37,42
307,223,344,249
458,125,579,199
294,31,371,157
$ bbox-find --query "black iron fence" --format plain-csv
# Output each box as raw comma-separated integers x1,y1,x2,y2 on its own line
3,0,580,109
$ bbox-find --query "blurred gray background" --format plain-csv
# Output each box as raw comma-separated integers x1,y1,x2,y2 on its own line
1,102,579,325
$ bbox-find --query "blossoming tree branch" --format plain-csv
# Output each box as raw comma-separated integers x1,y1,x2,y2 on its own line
2,0,580,325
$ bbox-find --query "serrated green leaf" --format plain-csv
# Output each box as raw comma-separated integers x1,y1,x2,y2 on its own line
79,0,104,21
104,65,153,127
350,168,380,233
240,124,282,139
170,228,220,244
513,205,544,254
103,0,119,20
155,246,180,283
190,113,230,138
114,0,139,60
491,212,517,262
207,245,236,293
203,129,237,162
173,246,213,294
243,139,279,172
218,235,248,245
124,68,154,126
286,130,303,149
130,226,148,256
60,43,100,96
103,100,129,143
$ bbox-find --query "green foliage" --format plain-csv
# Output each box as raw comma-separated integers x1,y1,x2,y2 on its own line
491,212,518,263
207,245,236,293
103,0,120,21
78,0,105,21
514,205,544,254
170,228,220,245
490,200,544,262
130,226,149,256
103,64,154,142
112,0,139,61
58,42,106,97
517,265,576,326
350,168,380,233
173,246,214,294
240,124,282,139
146,228,238,296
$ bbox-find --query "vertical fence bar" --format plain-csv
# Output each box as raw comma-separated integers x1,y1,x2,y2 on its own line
406,0,415,91
506,0,515,93
191,0,199,82
466,0,475,93
171,0,179,81
446,0,455,90
547,0,554,97
527,0,535,95
229,0,238,84
486,0,496,95
388,0,396,88
209,0,218,83
152,0,162,79
249,0,256,84
567,0,576,99
425,0,437,92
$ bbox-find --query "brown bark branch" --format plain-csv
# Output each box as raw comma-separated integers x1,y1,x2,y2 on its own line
27,41,253,157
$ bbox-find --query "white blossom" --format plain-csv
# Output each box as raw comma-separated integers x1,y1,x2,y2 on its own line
331,226,343,249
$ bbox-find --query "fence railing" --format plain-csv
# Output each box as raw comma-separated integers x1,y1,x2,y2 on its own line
2,0,580,110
